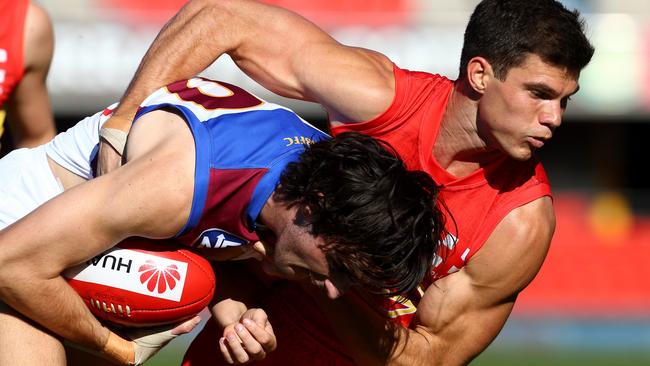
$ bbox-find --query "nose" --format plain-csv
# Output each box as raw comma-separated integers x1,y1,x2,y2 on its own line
324,279,348,299
539,101,563,130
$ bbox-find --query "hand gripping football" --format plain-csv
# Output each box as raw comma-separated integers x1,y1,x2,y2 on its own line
64,238,215,327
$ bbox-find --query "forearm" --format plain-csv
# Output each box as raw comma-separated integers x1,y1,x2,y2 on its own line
330,296,393,365
208,261,266,328
211,298,248,329
111,0,340,125
8,87,55,148
0,273,110,353
307,288,435,366
112,0,242,122
8,67,56,148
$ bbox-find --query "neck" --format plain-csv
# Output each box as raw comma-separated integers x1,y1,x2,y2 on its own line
434,80,502,177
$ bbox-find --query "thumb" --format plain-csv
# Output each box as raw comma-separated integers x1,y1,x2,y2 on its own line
131,315,202,365
171,315,202,336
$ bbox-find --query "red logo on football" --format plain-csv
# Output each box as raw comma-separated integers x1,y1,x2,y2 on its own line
138,260,182,294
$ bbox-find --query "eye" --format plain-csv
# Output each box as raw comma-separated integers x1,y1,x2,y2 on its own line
308,271,327,285
560,96,572,109
531,90,551,100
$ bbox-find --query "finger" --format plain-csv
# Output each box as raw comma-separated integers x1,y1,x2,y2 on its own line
243,318,276,352
244,309,268,327
235,323,266,360
224,330,250,364
228,248,263,261
219,337,235,364
197,246,252,261
171,315,202,335
220,241,266,261
251,241,267,259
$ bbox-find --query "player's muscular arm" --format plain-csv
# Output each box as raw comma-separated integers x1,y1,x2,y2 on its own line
0,111,195,363
7,3,56,148
100,0,394,174
109,0,394,126
315,197,555,365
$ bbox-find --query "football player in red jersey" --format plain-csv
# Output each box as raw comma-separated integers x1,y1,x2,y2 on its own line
0,0,56,154
95,0,594,365
0,78,443,365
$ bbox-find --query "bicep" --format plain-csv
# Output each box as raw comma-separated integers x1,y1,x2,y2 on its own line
408,197,555,365
0,133,194,278
221,0,396,122
409,271,516,365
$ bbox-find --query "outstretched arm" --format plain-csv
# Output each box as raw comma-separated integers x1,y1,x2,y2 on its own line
313,197,555,365
100,0,395,173
107,0,394,129
6,2,56,148
0,110,195,364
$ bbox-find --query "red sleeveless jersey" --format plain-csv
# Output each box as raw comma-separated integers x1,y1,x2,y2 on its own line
182,65,552,365
0,0,28,106
333,65,552,281
332,65,551,325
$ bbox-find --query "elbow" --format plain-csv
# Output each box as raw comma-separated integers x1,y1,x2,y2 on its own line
187,0,230,14
0,251,25,298
0,247,49,298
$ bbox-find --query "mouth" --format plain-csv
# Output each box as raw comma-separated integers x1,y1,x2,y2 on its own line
528,136,548,149
306,271,326,287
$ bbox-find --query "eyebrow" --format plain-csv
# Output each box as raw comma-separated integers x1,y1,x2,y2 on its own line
524,82,580,98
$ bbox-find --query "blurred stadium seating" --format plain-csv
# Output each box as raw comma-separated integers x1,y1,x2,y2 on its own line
19,0,650,364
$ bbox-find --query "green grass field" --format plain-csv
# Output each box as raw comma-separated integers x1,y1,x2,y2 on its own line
145,339,650,366
143,315,650,366
473,347,650,366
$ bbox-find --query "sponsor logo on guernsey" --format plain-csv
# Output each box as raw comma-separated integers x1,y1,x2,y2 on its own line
283,136,316,146
386,297,418,318
194,228,248,249
442,233,458,250
62,248,188,302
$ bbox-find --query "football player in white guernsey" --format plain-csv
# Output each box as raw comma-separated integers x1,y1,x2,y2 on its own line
0,78,443,365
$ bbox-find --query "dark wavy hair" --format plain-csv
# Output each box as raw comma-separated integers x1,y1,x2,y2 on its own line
274,132,446,296
460,0,594,80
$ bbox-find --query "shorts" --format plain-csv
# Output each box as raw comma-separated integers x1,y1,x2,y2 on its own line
0,146,64,230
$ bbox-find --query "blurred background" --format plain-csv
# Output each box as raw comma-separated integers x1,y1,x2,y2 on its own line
6,0,650,364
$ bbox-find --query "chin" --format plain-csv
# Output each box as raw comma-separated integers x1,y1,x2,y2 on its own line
260,260,281,277
508,146,534,161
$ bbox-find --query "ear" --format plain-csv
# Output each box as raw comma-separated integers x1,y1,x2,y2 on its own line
466,56,493,95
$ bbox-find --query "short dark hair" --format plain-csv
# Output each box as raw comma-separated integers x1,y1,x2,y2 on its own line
459,0,594,80
274,132,446,296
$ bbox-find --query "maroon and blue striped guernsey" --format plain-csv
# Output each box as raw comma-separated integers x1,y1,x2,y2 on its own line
133,78,329,250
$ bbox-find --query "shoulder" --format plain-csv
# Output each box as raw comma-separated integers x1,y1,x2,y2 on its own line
331,66,452,133
23,2,54,71
24,3,54,46
466,196,555,292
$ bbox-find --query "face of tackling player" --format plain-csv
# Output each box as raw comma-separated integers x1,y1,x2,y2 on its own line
476,54,580,161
